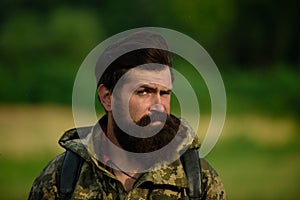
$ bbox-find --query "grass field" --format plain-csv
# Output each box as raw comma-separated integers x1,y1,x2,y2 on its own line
0,104,299,199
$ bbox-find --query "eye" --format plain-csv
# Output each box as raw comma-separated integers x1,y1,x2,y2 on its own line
136,89,149,96
160,90,171,96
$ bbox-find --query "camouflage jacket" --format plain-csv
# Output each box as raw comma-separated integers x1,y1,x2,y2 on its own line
28,117,227,200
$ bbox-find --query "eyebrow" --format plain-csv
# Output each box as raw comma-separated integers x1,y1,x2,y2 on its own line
138,84,172,92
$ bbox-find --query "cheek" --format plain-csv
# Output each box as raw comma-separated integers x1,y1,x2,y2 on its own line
128,98,148,121
163,98,171,114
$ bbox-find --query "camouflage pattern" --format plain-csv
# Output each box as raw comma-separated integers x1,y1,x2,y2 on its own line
28,117,227,200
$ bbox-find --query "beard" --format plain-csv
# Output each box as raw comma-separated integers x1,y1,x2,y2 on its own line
112,111,181,153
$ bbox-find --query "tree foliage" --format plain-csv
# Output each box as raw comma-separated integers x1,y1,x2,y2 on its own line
0,0,298,68
0,0,299,108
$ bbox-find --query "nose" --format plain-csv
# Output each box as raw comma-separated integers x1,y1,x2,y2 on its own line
153,92,162,104
149,91,167,113
150,103,165,113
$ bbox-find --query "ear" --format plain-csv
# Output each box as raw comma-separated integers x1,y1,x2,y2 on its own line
97,84,112,112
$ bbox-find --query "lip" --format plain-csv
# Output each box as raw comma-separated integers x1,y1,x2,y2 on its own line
149,120,163,126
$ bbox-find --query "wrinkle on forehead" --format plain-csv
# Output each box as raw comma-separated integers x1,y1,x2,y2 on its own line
123,66,173,89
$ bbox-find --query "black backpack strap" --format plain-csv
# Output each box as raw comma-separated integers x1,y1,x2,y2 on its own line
180,149,204,200
58,150,84,200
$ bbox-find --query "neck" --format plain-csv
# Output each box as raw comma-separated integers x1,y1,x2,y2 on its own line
106,113,142,188
106,115,120,146
113,169,139,191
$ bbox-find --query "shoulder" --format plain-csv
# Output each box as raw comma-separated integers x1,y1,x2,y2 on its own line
28,153,65,200
200,158,227,200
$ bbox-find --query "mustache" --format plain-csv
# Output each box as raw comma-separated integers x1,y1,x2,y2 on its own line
136,110,167,127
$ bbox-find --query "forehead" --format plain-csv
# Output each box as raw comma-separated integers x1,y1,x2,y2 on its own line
123,66,172,89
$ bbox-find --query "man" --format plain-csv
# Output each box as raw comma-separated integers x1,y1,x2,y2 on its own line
28,30,227,199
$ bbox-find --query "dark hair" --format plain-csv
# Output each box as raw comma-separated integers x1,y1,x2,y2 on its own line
95,31,173,92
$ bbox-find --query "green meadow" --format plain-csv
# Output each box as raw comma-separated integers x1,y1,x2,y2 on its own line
1,107,299,199
0,68,299,200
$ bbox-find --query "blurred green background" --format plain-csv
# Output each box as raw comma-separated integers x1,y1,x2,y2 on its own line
0,0,299,199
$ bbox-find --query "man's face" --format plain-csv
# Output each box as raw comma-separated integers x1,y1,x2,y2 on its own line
128,67,172,125
111,66,179,153
113,66,172,127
